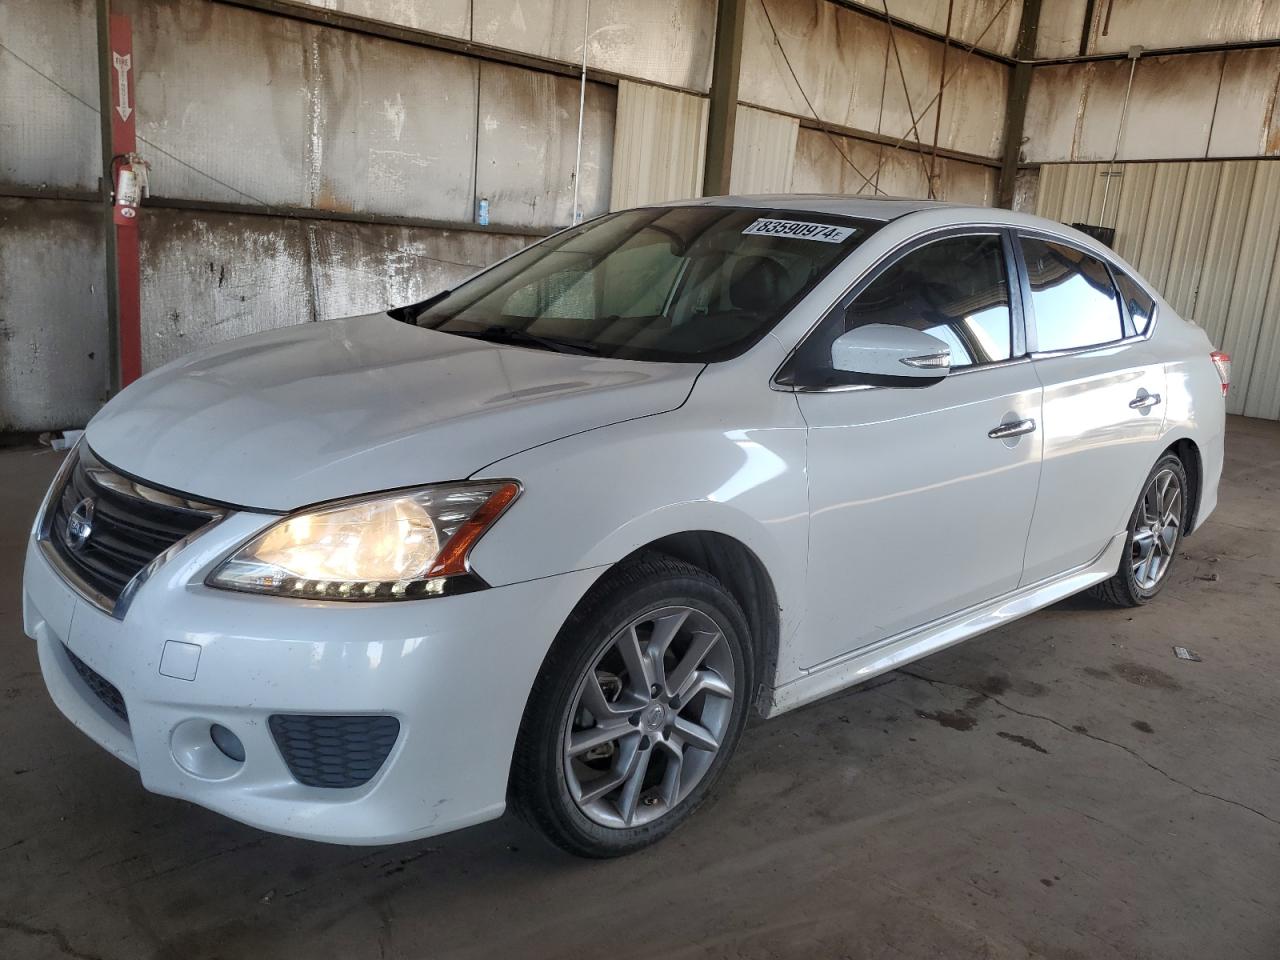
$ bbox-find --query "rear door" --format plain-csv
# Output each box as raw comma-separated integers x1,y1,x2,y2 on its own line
1016,234,1167,585
785,230,1043,671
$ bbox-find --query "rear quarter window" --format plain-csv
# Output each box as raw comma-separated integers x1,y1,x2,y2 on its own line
1113,270,1156,335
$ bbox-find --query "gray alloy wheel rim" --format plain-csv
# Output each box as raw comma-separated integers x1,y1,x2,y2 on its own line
563,605,736,829
1132,467,1182,590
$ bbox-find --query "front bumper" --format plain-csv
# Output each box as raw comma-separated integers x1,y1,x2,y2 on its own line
23,514,600,845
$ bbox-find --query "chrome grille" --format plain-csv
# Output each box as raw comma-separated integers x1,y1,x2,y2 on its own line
39,446,224,617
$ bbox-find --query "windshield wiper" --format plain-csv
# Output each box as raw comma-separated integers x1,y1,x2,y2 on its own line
453,326,603,356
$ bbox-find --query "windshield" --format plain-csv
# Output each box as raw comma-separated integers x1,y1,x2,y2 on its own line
410,206,880,362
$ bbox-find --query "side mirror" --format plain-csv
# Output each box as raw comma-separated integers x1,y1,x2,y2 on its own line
830,323,951,385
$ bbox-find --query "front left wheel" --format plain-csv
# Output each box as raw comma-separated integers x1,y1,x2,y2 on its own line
511,555,753,858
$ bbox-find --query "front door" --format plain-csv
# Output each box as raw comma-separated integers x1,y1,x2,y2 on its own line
786,232,1044,672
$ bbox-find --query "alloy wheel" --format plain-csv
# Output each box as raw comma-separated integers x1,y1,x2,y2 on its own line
563,605,736,828
1131,467,1182,590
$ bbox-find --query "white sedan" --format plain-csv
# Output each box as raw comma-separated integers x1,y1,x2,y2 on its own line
23,196,1229,857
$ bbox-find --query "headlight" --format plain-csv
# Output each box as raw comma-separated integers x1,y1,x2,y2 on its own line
207,481,519,600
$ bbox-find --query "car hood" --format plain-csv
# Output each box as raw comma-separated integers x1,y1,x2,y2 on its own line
85,313,701,511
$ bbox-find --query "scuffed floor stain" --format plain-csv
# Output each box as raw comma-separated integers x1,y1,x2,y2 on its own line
1113,660,1183,691
997,731,1050,754
916,708,977,731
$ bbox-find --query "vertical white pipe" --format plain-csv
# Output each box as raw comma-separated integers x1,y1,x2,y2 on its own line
1100,49,1139,230
572,0,591,225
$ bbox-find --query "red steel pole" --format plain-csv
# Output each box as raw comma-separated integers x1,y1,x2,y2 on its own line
108,13,142,386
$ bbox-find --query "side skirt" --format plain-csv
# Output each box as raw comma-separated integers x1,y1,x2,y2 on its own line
763,533,1126,718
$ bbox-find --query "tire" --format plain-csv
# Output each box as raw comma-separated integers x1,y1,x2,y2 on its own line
1090,452,1189,608
511,554,754,858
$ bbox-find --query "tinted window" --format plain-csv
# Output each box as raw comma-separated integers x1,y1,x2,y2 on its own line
1114,270,1155,335
1020,237,1124,352
414,207,878,363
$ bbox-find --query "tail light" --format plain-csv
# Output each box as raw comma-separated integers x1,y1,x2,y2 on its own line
1210,351,1231,397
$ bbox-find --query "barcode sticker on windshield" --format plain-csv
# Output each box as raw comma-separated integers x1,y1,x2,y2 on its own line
742,218,854,243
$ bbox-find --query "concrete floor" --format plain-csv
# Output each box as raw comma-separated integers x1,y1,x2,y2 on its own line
2,417,1278,960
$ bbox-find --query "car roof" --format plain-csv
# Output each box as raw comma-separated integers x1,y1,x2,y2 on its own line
655,193,1131,275
640,193,1149,285
663,193,967,222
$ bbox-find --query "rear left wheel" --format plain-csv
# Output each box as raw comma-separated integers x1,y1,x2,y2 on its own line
511,555,752,858
1091,452,1188,607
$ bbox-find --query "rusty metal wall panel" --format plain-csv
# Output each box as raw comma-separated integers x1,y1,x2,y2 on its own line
475,63,615,228
293,0,470,37
472,0,715,93
312,29,479,221
874,144,931,198
610,81,707,209
939,53,1009,159
1080,0,1280,57
791,126,992,202
740,0,887,135
1027,51,1278,164
1023,61,1130,162
0,0,100,192
937,156,997,204
139,211,312,371
857,0,1023,57
1023,64,1092,163
1208,48,1280,159
729,106,798,193
791,127,882,195
139,208,532,371
308,221,529,318
128,0,310,206
1115,55,1218,161
1033,0,1088,59
0,199,108,431
130,0,481,219
740,0,1008,160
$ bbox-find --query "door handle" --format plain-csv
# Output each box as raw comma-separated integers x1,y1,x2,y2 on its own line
1129,392,1162,410
988,418,1037,440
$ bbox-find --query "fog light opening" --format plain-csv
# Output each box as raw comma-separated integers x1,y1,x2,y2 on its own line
210,723,246,763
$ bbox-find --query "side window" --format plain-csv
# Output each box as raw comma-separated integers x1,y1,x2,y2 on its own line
1113,270,1156,335
840,234,1013,370
1020,237,1124,352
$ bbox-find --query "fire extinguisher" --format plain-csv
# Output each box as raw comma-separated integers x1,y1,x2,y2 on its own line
111,153,149,227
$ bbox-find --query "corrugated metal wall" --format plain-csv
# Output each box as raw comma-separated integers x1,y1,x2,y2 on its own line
730,106,800,193
1036,161,1280,419
1036,0,1280,58
610,81,708,209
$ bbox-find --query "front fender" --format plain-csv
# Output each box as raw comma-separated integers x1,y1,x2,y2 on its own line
465,393,810,648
